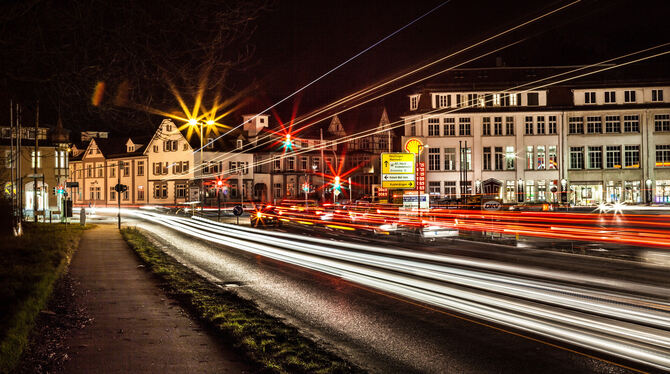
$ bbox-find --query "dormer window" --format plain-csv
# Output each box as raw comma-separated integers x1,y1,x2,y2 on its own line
127,145,134,152
260,117,265,124
236,139,243,149
205,137,214,149
166,124,173,132
410,95,419,110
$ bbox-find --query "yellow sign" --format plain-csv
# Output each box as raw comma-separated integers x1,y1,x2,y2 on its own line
404,138,424,155
382,180,415,189
381,153,415,174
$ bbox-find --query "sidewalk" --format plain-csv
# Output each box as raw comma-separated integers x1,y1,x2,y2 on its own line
61,225,250,373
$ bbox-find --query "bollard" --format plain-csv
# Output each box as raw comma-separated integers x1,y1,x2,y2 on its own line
80,207,86,226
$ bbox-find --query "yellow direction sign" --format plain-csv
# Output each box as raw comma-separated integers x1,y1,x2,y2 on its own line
382,179,415,189
381,153,415,174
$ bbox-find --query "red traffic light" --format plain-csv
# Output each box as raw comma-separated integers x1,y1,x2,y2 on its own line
216,180,224,187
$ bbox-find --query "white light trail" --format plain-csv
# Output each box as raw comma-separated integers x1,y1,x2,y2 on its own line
126,210,670,371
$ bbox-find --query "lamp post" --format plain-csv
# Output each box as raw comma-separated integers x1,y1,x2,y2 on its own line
216,179,223,221
518,178,524,203
646,179,652,205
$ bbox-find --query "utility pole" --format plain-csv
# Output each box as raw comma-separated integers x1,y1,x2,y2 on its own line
18,103,23,223
320,128,325,203
34,101,39,222
117,160,122,229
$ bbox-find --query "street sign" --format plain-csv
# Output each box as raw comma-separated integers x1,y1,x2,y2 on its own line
377,187,388,198
381,153,415,174
66,181,79,188
232,205,244,216
381,153,416,189
27,173,44,179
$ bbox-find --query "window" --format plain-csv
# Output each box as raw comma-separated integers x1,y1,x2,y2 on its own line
95,186,101,200
570,147,584,169
548,146,557,169
55,150,66,169
606,146,622,169
588,146,602,169
548,116,557,134
437,94,450,108
483,147,492,170
163,140,178,151
505,117,514,135
624,90,636,103
505,146,515,170
443,118,455,136
492,93,501,106
655,114,670,132
87,164,92,177
536,146,545,170
494,117,503,135
110,188,116,201
153,145,159,153
444,181,457,198
182,161,189,174
31,151,41,168
459,118,471,136
568,117,583,134
525,146,533,170
494,147,503,170
460,147,471,170
122,162,129,176
624,145,640,168
500,94,510,107
656,145,670,167
586,116,602,133
410,96,418,110
183,143,188,151
444,148,456,170
428,118,440,136
584,91,596,104
123,190,129,200
89,187,94,200
456,94,463,107
536,116,545,134
526,180,535,202
656,144,670,168
652,89,664,102
525,116,533,135
506,181,515,202
537,180,547,201
605,115,621,133
467,93,478,106
300,156,308,170
137,161,144,176
510,93,519,106
137,188,144,200
312,157,320,171
428,148,440,171
97,163,103,177
410,120,416,136
273,158,281,171
429,181,441,195
604,91,616,103
153,183,168,199
175,183,187,198
286,157,295,171
110,167,116,178
527,92,539,106
236,139,243,149
482,117,491,136
623,115,639,133
273,183,282,198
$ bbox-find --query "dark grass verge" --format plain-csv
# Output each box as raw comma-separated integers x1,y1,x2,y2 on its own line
0,223,89,373
121,227,365,374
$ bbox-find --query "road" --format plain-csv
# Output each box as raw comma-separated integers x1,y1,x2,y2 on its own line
115,209,670,373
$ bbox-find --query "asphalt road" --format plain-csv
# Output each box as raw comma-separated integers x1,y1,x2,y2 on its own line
118,212,669,374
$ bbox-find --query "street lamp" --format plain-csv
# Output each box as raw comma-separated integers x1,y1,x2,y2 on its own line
518,178,524,203
646,179,653,204
216,179,224,221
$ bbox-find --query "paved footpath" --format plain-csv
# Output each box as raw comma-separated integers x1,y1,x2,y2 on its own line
61,225,250,373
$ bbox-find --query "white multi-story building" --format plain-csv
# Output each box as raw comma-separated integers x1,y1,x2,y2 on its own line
401,67,670,206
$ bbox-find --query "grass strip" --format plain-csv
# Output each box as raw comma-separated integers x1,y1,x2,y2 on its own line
0,223,88,373
121,228,364,374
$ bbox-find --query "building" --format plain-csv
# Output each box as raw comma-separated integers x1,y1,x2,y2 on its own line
0,119,70,218
400,66,670,206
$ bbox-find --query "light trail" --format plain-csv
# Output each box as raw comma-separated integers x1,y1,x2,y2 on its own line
125,209,670,371
197,0,453,153
181,1,588,177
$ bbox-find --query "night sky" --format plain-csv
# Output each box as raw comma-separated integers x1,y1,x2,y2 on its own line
1,0,669,135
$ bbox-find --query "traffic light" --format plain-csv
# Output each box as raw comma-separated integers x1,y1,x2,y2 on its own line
333,176,341,190
114,183,128,193
302,183,310,193
217,180,224,188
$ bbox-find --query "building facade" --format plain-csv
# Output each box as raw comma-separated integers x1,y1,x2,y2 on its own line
401,67,670,206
